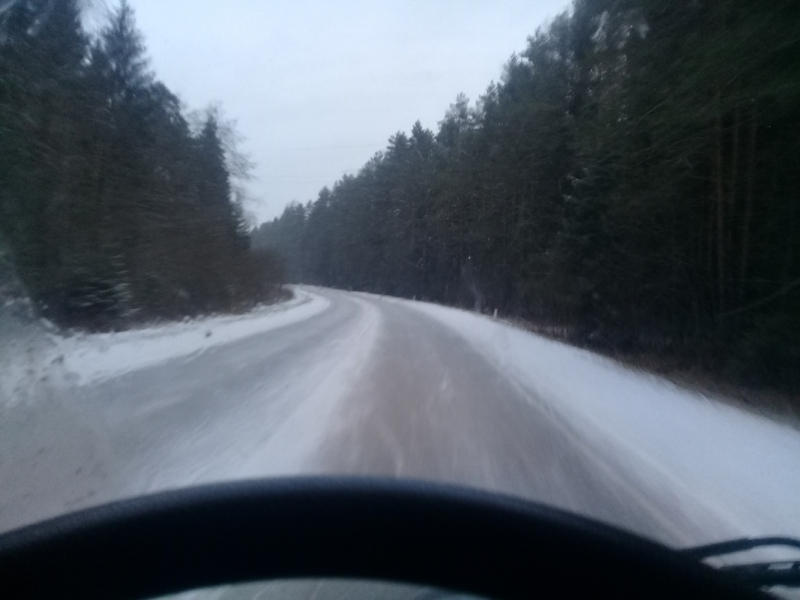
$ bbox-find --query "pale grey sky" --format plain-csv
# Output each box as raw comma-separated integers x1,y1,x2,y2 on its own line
128,1,571,224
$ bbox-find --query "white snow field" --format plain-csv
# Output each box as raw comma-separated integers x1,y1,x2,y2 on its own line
1,286,799,555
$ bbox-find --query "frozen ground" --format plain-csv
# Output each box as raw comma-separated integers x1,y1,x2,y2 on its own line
1,286,799,556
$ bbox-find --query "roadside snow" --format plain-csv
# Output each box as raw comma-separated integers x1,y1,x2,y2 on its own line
53,288,329,386
403,299,800,544
0,299,63,408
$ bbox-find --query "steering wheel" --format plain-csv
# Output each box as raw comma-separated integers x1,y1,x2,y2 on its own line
0,477,767,599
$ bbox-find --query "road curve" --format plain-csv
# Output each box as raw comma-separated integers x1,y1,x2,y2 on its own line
0,287,712,544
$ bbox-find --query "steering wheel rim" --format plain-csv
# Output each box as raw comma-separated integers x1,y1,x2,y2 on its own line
0,477,766,600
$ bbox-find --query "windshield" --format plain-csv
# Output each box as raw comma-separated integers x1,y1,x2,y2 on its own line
1,0,799,580
155,579,487,600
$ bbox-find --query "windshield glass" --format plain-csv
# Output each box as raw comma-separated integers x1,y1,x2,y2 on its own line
1,0,799,571
155,579,487,600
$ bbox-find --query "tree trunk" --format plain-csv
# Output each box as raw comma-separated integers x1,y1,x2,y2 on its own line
729,107,740,259
738,117,757,307
715,96,726,313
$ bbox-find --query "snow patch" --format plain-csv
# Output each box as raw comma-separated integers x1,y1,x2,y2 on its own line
0,301,66,408
53,288,329,387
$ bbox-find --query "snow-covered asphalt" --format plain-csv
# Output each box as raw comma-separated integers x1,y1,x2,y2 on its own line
2,287,800,548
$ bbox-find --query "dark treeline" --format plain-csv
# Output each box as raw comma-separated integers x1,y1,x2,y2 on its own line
255,0,800,391
0,0,281,329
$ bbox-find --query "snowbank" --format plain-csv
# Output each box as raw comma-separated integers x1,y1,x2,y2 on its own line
0,246,66,408
403,299,800,543
0,299,64,408
53,288,330,386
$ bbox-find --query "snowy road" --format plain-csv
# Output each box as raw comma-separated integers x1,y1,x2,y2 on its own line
2,287,800,548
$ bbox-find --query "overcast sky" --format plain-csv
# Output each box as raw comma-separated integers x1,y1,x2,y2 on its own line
128,1,571,224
